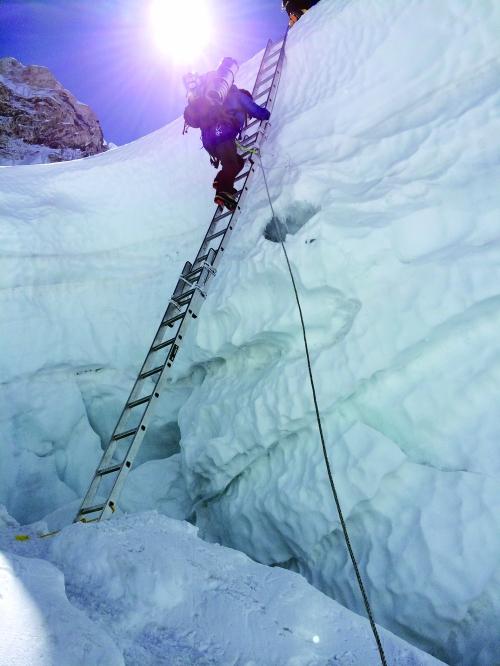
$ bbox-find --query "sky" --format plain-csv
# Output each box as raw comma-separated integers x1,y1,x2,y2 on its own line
0,0,286,145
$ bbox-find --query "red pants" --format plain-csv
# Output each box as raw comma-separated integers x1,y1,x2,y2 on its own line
211,140,245,194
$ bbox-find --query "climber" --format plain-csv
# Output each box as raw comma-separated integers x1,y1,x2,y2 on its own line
282,0,320,26
183,58,270,211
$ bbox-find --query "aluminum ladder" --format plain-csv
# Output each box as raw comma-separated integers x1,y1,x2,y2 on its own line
74,32,288,523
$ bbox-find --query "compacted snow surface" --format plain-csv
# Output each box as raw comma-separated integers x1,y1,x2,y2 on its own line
0,511,443,665
1,0,500,664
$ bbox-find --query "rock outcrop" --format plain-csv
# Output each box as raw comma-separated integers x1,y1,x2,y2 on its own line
0,57,106,165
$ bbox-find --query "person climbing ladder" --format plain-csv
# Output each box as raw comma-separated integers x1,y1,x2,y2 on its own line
183,58,270,211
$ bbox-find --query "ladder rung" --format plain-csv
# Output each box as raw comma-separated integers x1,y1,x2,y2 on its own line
161,313,184,328
139,365,164,380
112,427,139,441
263,52,281,67
259,57,279,74
245,119,260,130
262,50,280,65
235,169,251,183
267,44,283,58
79,504,105,516
185,266,204,281
206,227,228,243
176,289,195,304
97,463,122,476
127,394,153,409
242,131,259,145
151,337,176,353
214,209,232,223
255,86,273,100
256,73,275,89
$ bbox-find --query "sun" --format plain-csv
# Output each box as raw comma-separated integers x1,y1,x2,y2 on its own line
150,0,213,64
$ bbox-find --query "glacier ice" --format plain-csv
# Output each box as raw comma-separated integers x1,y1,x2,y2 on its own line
1,0,500,663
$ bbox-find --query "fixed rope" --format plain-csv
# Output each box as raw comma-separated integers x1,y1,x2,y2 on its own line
257,153,388,666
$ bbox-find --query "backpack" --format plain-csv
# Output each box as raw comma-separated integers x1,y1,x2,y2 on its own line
183,97,215,129
182,59,241,133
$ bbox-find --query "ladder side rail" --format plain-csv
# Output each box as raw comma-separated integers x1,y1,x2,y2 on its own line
76,260,202,516
252,35,286,94
109,32,288,469
207,43,288,266
190,38,281,268
76,262,195,517
192,39,288,268
255,34,288,112
122,264,195,401
98,252,219,520
240,39,273,138
98,260,194,453
188,35,289,330
75,252,218,522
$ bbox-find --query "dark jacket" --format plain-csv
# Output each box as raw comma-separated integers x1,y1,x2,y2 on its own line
201,86,270,152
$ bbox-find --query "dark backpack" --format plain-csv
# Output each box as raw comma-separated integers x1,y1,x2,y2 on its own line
183,97,215,129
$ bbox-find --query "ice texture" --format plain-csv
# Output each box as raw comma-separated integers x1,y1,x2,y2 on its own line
1,0,500,663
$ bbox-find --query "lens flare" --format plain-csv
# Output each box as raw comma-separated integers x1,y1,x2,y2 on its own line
150,0,213,63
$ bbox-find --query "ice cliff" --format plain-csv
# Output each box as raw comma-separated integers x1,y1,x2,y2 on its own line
1,1,500,664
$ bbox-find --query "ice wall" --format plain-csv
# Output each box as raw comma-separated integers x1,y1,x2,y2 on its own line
175,2,500,663
1,0,500,663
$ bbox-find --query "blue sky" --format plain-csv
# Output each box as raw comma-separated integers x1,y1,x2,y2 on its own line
0,0,286,144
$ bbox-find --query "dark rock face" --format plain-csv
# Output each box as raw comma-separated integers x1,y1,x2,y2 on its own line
0,57,107,165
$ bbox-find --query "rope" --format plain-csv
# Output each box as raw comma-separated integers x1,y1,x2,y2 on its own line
15,529,60,541
257,153,388,666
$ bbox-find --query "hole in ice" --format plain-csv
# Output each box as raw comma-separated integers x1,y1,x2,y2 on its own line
264,217,288,243
264,201,320,243
135,421,181,466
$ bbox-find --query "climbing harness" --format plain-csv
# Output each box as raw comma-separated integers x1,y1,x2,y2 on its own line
257,156,388,666
236,139,260,155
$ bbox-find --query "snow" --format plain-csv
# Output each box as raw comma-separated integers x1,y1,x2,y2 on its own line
0,510,443,665
1,0,500,664
0,549,123,666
